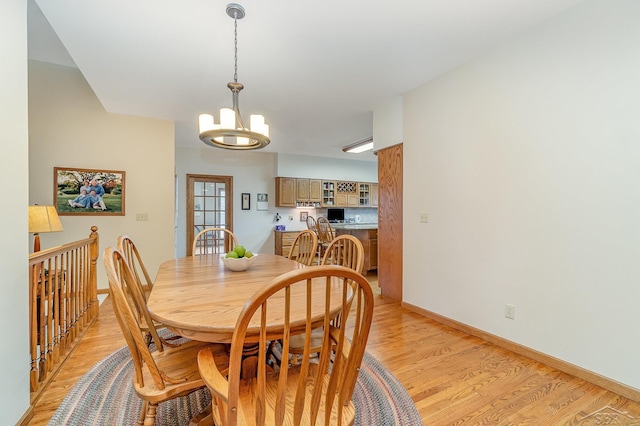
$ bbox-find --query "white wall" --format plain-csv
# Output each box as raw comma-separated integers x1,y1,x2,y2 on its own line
404,0,640,389
276,153,377,181
1,0,30,422
28,61,175,291
373,96,403,150
174,149,379,257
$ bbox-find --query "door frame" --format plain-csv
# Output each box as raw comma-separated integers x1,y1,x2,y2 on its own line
186,174,233,255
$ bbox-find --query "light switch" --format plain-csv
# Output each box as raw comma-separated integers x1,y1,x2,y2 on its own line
136,213,149,221
420,212,429,223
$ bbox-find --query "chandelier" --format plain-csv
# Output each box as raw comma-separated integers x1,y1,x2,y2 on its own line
198,3,270,150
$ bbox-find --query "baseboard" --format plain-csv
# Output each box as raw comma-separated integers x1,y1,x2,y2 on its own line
17,405,33,426
401,301,640,403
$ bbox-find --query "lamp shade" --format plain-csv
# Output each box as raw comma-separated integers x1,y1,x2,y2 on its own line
28,205,63,234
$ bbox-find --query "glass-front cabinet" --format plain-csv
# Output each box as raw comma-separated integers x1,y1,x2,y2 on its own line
358,183,370,207
322,181,335,206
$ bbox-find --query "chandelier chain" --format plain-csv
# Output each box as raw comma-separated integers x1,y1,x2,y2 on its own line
233,15,238,83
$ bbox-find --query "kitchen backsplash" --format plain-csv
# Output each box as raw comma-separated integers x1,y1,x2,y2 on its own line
316,207,378,223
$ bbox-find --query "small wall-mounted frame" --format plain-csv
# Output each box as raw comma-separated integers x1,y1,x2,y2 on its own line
257,193,268,211
241,193,250,210
54,167,125,216
300,211,308,222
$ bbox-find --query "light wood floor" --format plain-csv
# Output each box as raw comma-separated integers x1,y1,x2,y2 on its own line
29,273,640,425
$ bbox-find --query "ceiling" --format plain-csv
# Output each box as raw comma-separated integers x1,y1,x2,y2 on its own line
28,0,586,161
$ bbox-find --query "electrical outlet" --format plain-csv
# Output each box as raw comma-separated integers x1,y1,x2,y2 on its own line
505,304,515,319
420,212,429,223
289,215,294,221
136,213,149,221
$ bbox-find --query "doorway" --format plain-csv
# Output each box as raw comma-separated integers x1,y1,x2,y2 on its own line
186,174,233,255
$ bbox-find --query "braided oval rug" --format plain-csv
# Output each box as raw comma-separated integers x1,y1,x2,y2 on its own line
48,341,422,426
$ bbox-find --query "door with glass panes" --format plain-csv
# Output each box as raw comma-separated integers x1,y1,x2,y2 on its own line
187,174,233,255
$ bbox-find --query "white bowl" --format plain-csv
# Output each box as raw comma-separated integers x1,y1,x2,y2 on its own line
221,253,258,271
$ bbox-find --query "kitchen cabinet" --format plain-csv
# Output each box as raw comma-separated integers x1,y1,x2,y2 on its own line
336,181,358,207
358,183,371,207
296,178,322,206
309,179,322,202
321,181,336,206
276,177,377,208
275,177,296,207
274,230,299,256
371,184,378,207
334,227,378,272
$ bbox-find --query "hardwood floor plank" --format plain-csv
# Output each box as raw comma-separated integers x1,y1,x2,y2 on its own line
28,273,640,425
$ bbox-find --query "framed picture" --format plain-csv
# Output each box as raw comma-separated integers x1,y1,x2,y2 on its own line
54,167,125,216
241,193,250,210
257,193,268,211
300,211,308,222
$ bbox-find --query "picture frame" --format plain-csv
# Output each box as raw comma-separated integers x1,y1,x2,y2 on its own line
241,193,250,210
300,211,308,222
54,167,125,216
257,193,269,211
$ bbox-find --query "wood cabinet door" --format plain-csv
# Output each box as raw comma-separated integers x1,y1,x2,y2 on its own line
296,178,310,201
276,177,296,207
369,238,378,269
309,179,322,202
371,184,379,207
321,181,335,206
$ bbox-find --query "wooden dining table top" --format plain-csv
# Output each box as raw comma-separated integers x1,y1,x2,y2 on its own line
147,253,347,343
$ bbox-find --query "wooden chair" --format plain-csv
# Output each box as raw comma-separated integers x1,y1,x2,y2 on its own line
104,247,229,426
192,227,238,256
197,265,374,426
321,234,365,273
286,229,318,266
117,234,154,294
315,216,334,260
289,234,365,361
305,215,317,234
115,235,181,350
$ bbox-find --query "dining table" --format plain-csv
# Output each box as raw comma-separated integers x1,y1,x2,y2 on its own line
148,253,351,342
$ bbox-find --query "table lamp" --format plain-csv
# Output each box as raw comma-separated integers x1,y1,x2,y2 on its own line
28,205,63,252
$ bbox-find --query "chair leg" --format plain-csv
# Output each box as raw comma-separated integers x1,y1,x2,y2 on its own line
144,402,157,426
137,400,148,426
265,340,281,369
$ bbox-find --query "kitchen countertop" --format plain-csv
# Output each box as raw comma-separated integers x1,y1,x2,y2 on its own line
331,223,378,230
